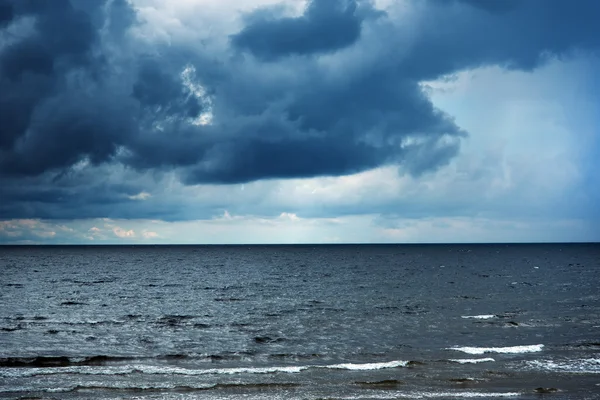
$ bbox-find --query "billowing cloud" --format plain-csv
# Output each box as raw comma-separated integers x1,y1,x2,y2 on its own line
231,0,371,60
112,226,135,238
0,0,598,229
406,0,600,76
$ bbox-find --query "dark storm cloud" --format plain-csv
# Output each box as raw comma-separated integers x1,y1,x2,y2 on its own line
0,0,111,170
0,169,188,221
0,1,12,27
406,0,600,78
0,0,599,219
133,59,203,120
106,0,136,37
231,0,368,60
432,0,520,14
182,65,463,183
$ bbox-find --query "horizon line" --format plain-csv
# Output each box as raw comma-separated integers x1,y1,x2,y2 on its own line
1,242,599,246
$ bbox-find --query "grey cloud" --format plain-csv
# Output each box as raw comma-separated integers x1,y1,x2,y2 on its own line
0,167,190,221
133,59,203,120
107,0,137,37
404,0,600,79
432,0,520,14
0,0,599,220
0,1,13,28
0,0,106,162
231,0,369,60
2,90,132,176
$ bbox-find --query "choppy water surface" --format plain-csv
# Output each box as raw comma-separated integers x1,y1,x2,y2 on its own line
1,244,599,399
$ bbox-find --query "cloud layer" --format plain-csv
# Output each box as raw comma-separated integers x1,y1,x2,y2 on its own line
0,0,599,228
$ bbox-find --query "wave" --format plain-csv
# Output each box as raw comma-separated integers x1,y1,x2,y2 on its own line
255,391,521,399
525,358,600,374
13,318,127,326
253,336,286,344
1,382,301,394
448,344,544,355
10,314,211,327
60,301,88,306
0,325,23,332
573,341,600,348
423,392,521,398
325,361,408,370
0,386,522,399
0,355,138,368
268,353,324,361
0,352,278,368
0,360,408,378
338,393,520,399
0,365,304,378
461,315,496,319
448,358,495,364
389,392,520,399
354,379,402,387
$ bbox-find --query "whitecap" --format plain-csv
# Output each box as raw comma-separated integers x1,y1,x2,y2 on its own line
525,358,600,374
449,358,495,364
323,360,408,370
448,344,544,354
0,360,408,378
323,391,521,399
461,315,496,319
410,392,521,398
46,387,76,393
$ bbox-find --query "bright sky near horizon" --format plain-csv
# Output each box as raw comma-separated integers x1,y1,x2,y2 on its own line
0,0,599,244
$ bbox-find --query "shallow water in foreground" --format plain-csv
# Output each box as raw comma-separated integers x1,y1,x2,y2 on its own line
1,244,599,399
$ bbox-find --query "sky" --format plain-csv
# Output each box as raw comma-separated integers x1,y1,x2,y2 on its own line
0,0,599,244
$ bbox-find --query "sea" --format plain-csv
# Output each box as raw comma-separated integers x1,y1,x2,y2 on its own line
1,244,599,400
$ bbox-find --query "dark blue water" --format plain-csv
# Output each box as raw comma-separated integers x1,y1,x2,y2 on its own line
1,244,599,399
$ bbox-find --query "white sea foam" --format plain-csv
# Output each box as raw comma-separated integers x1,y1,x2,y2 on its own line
324,360,408,370
405,392,520,399
461,315,496,319
0,386,522,399
449,358,495,364
0,360,408,378
0,365,306,378
46,387,76,393
325,392,521,399
525,358,600,374
448,344,544,355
